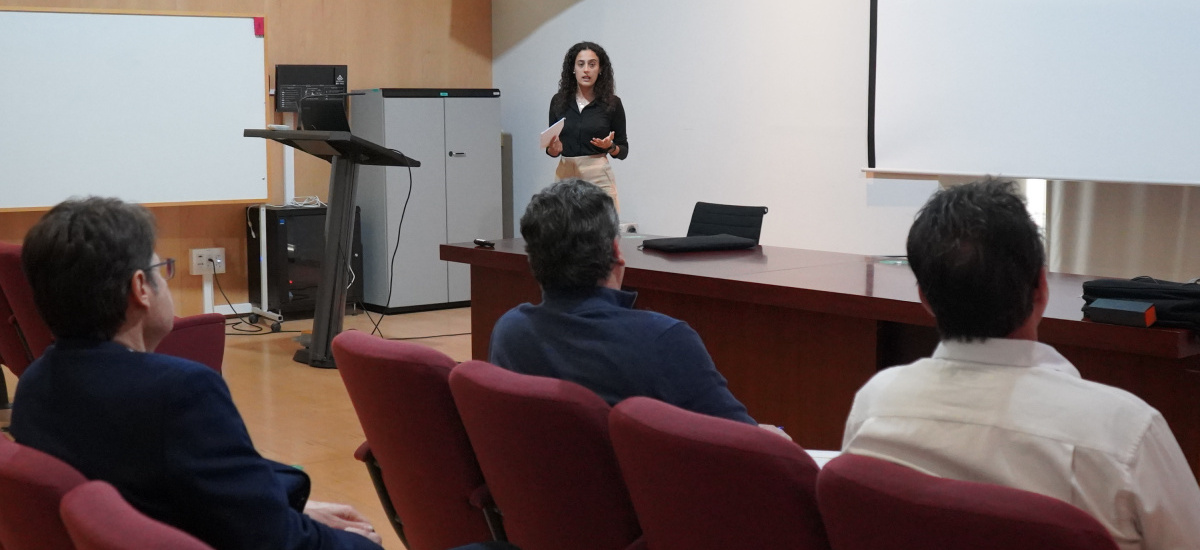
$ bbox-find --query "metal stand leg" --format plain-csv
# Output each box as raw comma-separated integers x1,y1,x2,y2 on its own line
253,206,283,326
294,157,359,368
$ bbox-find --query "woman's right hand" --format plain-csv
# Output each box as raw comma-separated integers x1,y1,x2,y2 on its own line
546,135,563,157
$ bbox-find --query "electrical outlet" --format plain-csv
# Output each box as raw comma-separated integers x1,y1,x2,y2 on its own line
189,247,226,275
619,222,638,234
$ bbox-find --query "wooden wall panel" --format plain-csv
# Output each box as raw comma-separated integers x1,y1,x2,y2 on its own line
0,0,491,314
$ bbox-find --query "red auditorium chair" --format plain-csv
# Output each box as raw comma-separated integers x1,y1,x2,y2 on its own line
0,279,31,377
816,453,1118,550
0,435,87,550
0,242,225,375
332,330,502,550
609,397,830,550
0,282,28,406
449,360,645,550
61,480,215,550
153,313,226,373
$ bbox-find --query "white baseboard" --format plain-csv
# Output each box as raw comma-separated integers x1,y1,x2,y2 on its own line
215,302,253,316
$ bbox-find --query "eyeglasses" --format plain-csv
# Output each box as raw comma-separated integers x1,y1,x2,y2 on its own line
144,258,176,281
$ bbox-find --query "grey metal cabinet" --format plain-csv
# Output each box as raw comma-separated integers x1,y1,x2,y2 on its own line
352,89,502,311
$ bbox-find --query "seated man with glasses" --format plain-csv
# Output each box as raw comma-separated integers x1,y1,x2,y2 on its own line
11,197,383,550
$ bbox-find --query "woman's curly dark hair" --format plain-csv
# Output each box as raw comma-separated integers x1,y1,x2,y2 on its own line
551,41,617,115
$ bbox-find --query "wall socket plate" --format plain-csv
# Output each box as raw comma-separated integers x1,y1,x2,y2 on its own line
189,247,226,275
619,222,638,234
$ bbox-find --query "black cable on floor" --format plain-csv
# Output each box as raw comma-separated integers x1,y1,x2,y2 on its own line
370,163,414,338
387,332,471,341
210,259,302,335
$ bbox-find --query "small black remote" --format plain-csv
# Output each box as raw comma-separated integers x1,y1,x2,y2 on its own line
473,238,496,248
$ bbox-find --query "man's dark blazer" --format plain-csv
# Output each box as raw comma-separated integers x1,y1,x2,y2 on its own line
11,338,379,550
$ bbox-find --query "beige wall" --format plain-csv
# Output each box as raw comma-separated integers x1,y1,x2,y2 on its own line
0,0,491,315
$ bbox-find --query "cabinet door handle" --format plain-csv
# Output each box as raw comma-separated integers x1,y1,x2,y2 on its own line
448,151,467,158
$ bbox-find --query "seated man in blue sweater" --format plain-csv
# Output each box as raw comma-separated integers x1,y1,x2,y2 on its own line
489,179,758,425
11,197,382,550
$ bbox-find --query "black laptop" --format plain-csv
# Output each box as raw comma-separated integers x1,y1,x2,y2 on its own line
298,96,351,132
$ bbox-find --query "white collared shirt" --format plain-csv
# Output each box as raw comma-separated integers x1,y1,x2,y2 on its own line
843,338,1200,550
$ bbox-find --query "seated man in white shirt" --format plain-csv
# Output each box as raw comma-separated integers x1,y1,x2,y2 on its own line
841,178,1200,550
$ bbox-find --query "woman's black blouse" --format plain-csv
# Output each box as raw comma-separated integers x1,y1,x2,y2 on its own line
548,96,629,159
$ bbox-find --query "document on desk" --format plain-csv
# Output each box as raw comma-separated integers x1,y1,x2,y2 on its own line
539,117,566,148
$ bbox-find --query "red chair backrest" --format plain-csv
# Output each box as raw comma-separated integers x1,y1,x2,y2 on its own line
155,314,226,374
816,453,1119,550
0,243,52,361
0,436,88,550
449,360,641,550
332,330,493,550
0,278,31,376
61,480,214,550
609,397,830,550
0,242,223,375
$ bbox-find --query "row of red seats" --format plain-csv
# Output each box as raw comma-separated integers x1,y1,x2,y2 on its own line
0,435,214,550
0,242,225,379
333,330,1119,550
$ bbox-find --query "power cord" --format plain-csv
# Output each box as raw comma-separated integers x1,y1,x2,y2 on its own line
387,332,470,341
367,162,414,338
209,258,302,335
362,307,382,333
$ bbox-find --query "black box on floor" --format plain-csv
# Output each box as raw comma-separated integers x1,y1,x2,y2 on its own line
247,205,364,316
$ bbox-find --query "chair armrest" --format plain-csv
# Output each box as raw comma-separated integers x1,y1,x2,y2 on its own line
155,313,226,374
470,484,507,541
469,484,494,510
0,314,33,377
354,441,373,463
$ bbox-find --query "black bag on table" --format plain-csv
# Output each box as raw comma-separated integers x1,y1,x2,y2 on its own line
639,234,757,253
1081,276,1200,330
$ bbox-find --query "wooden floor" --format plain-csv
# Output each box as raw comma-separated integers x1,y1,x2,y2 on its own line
4,307,474,550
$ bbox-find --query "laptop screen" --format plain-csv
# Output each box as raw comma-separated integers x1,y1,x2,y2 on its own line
298,97,350,132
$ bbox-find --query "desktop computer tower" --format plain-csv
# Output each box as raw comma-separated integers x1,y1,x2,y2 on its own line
246,205,364,317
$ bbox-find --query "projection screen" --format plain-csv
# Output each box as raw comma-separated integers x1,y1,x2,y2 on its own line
869,0,1200,185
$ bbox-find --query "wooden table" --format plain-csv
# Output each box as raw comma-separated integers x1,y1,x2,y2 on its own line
442,237,1200,479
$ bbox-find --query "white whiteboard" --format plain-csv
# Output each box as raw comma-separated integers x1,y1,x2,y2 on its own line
0,11,268,208
871,0,1200,185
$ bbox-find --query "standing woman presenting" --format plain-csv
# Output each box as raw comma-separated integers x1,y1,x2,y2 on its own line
546,41,629,211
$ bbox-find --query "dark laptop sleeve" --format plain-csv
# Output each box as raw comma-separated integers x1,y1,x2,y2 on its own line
640,234,758,253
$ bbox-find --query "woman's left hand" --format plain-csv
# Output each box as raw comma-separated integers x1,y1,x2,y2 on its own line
590,131,616,151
